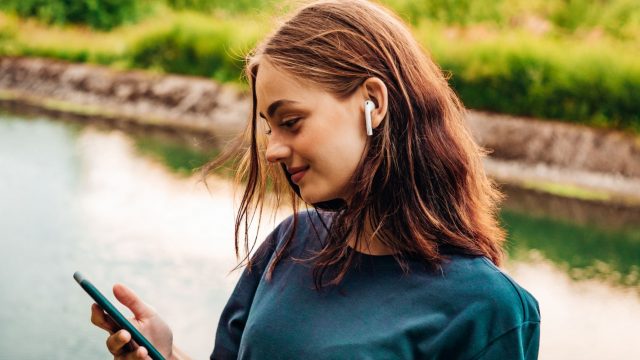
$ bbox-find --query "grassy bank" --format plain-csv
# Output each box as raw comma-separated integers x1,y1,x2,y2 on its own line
418,23,640,131
1,1,639,132
0,11,264,83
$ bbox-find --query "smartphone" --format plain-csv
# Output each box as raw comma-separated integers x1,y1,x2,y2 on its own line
74,271,166,360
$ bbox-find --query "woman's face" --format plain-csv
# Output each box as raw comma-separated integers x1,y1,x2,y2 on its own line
255,58,368,204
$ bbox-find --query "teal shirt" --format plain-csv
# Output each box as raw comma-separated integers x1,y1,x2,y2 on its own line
212,210,540,359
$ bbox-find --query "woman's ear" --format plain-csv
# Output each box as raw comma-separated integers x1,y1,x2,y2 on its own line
362,77,389,129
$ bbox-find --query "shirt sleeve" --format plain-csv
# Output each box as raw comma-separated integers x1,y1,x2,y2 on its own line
471,321,541,360
210,227,281,360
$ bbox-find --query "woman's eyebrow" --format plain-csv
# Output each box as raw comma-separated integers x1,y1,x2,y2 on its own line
259,99,299,120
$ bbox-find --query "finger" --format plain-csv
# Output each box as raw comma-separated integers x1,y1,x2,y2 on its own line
135,346,150,359
117,346,148,360
91,303,119,333
122,339,137,354
114,341,138,359
113,284,156,320
106,329,132,355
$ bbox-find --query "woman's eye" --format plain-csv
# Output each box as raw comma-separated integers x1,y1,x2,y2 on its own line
280,117,301,129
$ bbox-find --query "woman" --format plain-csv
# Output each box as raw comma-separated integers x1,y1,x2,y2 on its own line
90,0,541,359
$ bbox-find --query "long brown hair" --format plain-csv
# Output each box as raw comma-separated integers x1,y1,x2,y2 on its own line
203,0,506,288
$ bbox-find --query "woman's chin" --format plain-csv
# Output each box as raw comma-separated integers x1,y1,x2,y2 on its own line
300,189,345,208
299,188,329,205
299,193,320,205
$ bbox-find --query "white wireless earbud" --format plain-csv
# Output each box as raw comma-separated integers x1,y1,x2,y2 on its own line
364,100,375,136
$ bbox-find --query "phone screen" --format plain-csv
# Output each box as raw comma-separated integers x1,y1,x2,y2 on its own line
73,271,166,360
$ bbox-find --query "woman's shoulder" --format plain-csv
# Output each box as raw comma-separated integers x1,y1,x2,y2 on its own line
405,255,541,359
437,254,541,328
480,258,540,321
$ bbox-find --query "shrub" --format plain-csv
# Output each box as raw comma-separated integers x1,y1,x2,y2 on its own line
383,0,640,40
423,30,640,131
164,0,271,13
0,0,143,31
127,15,263,83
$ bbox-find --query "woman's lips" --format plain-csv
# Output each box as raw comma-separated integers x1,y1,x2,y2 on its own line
290,167,309,184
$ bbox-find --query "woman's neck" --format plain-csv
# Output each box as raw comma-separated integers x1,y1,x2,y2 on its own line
347,237,396,255
346,215,397,256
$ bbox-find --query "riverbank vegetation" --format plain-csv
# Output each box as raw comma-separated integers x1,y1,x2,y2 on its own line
0,0,638,131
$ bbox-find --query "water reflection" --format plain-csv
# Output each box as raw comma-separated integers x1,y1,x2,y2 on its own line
501,186,640,290
0,113,286,359
133,131,221,175
1,112,639,359
507,257,640,360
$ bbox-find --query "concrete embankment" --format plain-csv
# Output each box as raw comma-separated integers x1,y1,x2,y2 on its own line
1,56,639,205
0,56,247,142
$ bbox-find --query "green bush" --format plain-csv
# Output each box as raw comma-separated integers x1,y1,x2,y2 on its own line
425,33,640,131
127,17,262,83
164,0,272,13
382,0,640,40
547,0,640,40
0,0,143,30
384,0,507,26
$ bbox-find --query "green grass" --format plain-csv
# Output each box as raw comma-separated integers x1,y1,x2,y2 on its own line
0,0,145,30
0,11,266,85
385,0,640,40
418,25,640,131
127,13,262,83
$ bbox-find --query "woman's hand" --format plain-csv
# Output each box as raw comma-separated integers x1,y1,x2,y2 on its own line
90,283,174,359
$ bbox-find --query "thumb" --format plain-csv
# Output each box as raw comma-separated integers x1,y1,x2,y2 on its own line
113,283,156,320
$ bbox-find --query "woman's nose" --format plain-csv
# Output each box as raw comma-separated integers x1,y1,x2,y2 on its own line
265,137,291,164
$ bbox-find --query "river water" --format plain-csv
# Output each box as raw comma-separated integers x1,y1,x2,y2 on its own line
0,112,639,359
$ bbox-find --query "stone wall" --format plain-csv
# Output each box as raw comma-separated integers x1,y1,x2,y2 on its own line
467,111,640,178
0,56,248,142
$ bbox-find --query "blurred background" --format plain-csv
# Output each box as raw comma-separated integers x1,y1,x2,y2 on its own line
0,0,639,359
